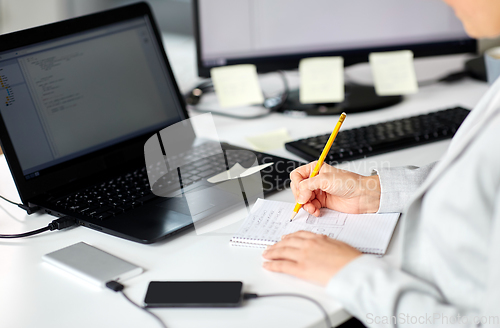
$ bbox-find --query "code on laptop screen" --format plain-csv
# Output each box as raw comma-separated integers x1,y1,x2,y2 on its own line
0,16,184,178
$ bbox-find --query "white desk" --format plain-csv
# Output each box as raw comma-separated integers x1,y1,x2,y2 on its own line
0,34,489,328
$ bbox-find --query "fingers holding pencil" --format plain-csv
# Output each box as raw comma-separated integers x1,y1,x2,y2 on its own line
290,161,318,200
290,112,347,221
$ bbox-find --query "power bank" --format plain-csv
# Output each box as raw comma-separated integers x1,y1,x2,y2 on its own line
43,242,143,287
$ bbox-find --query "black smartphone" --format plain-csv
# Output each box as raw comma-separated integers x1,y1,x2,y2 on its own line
144,281,243,307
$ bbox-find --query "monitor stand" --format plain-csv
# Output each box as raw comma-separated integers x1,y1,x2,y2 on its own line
278,84,402,116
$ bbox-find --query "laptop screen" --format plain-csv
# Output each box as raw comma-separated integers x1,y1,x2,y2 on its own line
0,15,185,180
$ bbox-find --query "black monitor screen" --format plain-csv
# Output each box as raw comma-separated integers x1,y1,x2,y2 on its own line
194,0,476,77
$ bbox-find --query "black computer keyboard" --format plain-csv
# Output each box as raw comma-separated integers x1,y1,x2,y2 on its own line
285,106,470,163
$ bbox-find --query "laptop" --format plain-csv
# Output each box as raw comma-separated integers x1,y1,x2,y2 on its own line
0,2,301,243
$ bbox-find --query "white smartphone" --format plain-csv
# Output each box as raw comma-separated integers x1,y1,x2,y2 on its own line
43,242,143,287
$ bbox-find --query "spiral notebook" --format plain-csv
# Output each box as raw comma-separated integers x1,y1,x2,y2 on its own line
230,199,400,255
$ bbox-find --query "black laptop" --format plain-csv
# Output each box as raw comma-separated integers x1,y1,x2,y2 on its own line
0,2,301,243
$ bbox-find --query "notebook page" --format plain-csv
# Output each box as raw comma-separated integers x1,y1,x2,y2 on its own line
232,198,341,245
231,199,400,254
306,208,400,253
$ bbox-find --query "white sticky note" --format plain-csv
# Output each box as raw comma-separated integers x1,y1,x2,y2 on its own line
210,64,264,108
246,128,292,152
369,50,419,96
299,56,344,104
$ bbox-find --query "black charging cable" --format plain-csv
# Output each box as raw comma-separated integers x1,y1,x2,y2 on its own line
106,281,167,328
0,216,76,239
243,292,332,328
0,194,39,214
104,282,330,328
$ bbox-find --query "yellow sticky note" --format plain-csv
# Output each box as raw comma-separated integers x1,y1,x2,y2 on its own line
246,128,292,152
210,64,264,108
299,56,344,104
369,50,418,96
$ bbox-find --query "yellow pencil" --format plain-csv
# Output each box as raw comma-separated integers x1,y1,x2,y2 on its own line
290,112,347,222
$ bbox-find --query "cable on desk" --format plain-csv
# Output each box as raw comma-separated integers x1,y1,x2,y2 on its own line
0,194,40,214
0,194,19,206
106,281,167,328
243,292,332,328
189,105,275,120
188,70,290,120
0,217,76,239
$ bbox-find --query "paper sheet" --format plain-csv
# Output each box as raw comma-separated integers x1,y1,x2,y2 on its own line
299,56,344,104
245,128,292,152
231,199,400,255
210,64,264,108
369,50,419,96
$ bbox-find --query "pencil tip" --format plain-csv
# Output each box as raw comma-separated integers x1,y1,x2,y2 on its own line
290,212,297,222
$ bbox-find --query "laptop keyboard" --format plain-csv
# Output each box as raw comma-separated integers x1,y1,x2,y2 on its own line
54,167,154,220
149,143,257,197
52,144,294,221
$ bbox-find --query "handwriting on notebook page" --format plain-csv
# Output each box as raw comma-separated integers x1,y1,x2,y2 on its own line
231,199,400,255
237,199,348,242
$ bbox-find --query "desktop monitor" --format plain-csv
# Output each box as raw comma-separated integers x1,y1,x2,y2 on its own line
193,0,477,114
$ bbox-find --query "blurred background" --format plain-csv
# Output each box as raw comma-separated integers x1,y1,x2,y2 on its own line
2,0,500,56
0,0,193,36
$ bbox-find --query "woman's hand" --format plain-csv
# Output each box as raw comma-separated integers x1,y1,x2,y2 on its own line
290,162,381,216
262,231,362,285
